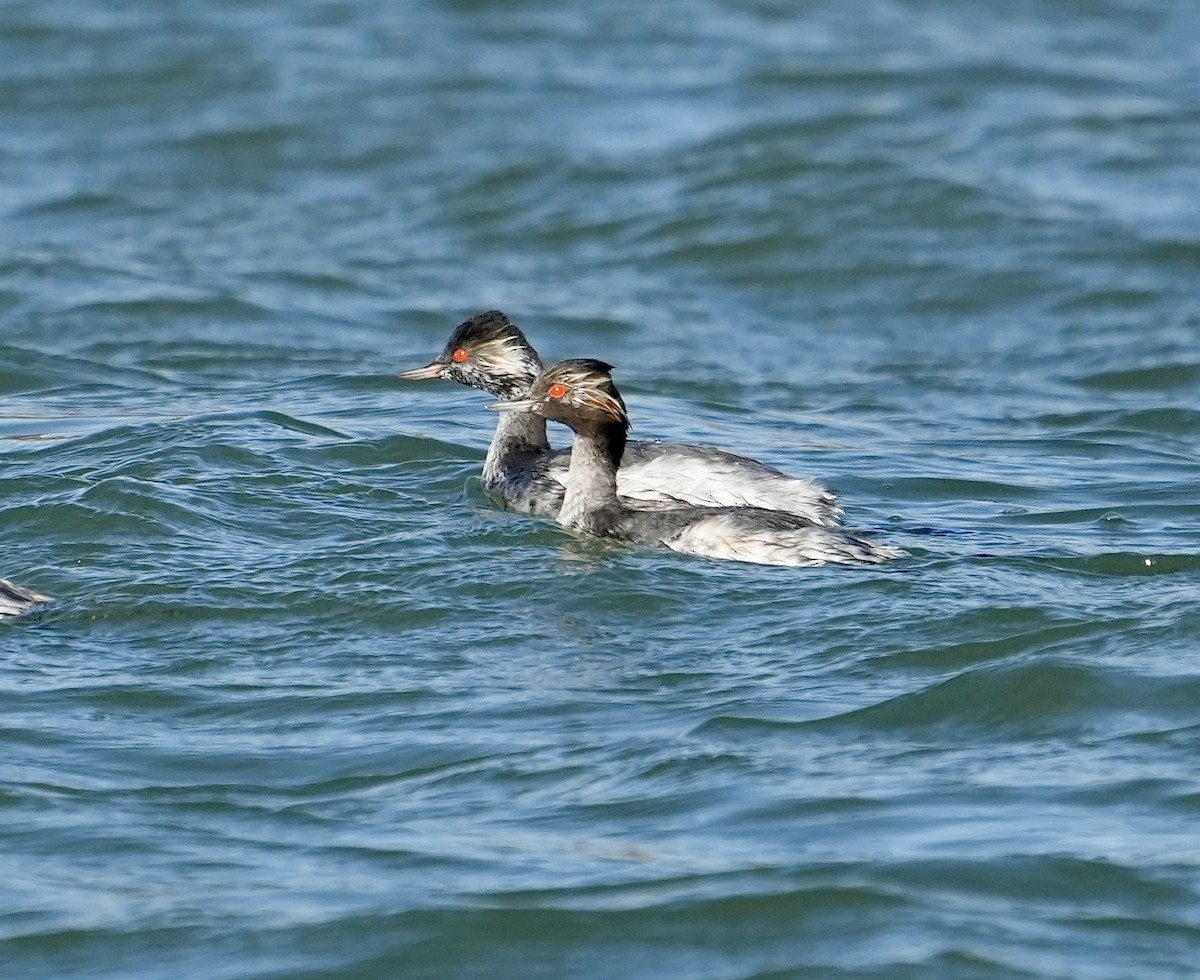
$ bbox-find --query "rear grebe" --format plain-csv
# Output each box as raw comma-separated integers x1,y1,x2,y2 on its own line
398,311,842,523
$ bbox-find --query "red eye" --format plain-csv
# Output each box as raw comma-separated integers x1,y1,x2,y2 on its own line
547,383,566,399
452,348,468,363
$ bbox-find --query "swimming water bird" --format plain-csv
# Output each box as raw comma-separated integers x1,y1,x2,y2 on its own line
488,360,904,567
0,578,51,620
397,311,843,523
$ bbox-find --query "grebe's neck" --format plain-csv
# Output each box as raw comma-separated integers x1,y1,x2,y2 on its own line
558,419,627,529
483,405,551,484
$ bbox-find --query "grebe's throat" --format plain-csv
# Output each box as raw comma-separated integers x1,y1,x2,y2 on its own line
558,419,625,528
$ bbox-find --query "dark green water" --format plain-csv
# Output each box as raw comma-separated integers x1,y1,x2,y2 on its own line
3,1,1200,977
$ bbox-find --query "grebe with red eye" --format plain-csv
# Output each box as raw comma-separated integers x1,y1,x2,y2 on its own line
488,359,905,567
397,311,844,523
0,578,51,621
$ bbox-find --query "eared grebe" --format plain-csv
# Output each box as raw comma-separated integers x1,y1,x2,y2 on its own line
488,360,904,567
398,311,842,523
0,578,51,620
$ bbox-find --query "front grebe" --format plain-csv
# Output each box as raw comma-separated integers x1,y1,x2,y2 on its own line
398,311,842,523
0,578,51,620
488,360,904,567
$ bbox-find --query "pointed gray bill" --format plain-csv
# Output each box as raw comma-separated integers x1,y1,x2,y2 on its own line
485,397,543,413
395,361,445,380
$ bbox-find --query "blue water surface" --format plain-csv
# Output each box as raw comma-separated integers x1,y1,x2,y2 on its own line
2,0,1199,977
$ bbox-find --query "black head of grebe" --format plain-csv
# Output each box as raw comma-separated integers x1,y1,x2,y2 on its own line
493,358,627,424
396,310,542,399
